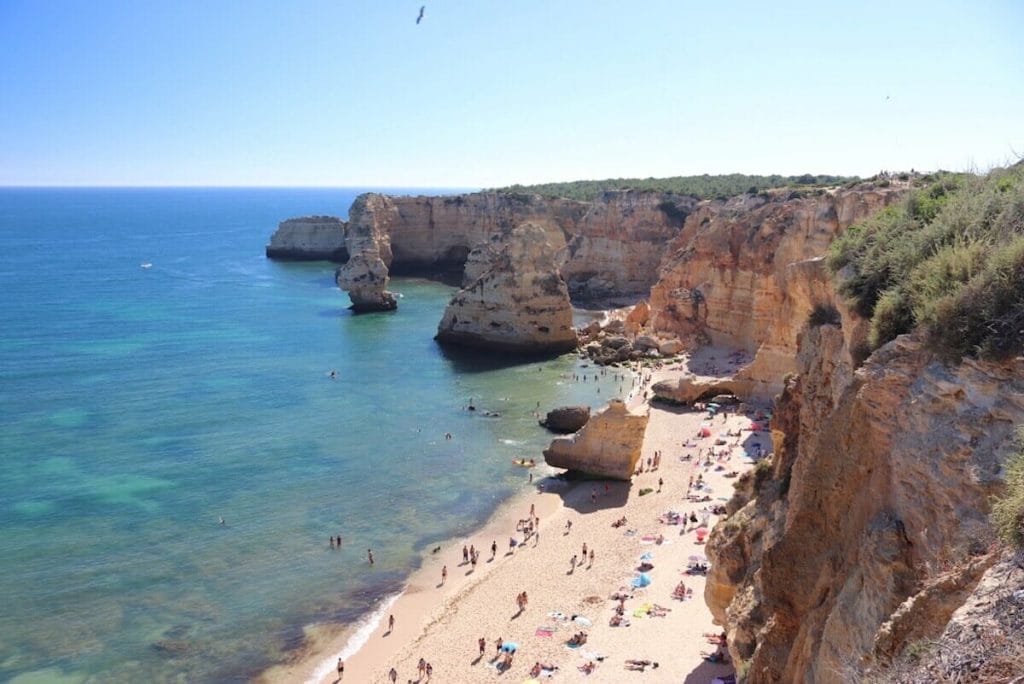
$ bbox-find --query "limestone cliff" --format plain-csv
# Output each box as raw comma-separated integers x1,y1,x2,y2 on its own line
543,400,648,481
648,186,902,397
265,216,347,261
435,222,577,353
335,195,397,312
705,320,1024,683
272,189,691,301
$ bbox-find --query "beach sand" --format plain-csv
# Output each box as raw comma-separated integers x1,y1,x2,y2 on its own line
260,357,769,684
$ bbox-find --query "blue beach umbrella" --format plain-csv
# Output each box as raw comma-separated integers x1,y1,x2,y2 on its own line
501,641,519,653
631,573,652,588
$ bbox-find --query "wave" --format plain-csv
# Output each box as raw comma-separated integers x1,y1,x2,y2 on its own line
305,592,402,684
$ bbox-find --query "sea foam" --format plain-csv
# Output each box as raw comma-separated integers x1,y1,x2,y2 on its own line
305,592,402,684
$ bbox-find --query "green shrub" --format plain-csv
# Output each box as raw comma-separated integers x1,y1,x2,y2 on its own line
808,304,841,327
991,428,1024,550
827,164,1024,361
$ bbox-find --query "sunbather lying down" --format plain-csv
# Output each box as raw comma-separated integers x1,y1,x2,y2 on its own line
625,659,659,671
529,662,558,677
578,661,596,674
567,631,588,646
609,614,631,627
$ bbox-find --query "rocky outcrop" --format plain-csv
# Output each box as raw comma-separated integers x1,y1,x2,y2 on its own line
543,400,649,480
540,406,591,434
435,222,576,353
865,551,1024,682
651,375,750,404
705,320,1024,683
648,186,903,396
335,195,397,312
265,216,347,261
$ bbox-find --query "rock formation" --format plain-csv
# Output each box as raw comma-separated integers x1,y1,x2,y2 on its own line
435,222,577,354
647,186,902,397
543,400,648,481
335,195,398,312
651,375,748,404
265,216,347,261
540,406,591,434
271,189,693,301
705,318,1024,683
561,191,696,299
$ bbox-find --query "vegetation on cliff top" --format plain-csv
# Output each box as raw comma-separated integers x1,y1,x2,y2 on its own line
493,173,860,201
828,163,1024,361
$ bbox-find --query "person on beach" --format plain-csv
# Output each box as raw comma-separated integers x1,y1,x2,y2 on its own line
441,565,447,585
462,545,469,564
336,657,344,679
367,549,374,565
388,614,395,633
569,554,577,571
388,667,397,682
582,542,587,560
496,637,503,654
490,540,497,560
479,636,486,656
565,519,572,533
425,662,432,679
589,548,595,567
418,658,426,678
658,477,664,493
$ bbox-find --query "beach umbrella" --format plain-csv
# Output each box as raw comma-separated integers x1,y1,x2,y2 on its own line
631,572,652,588
501,641,518,653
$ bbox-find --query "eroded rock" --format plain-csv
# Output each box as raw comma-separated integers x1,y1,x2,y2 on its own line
335,194,398,312
435,222,577,353
543,400,648,480
540,405,591,434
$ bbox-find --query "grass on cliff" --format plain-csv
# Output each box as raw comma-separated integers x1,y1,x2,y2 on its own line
827,162,1024,362
991,427,1024,550
493,173,860,202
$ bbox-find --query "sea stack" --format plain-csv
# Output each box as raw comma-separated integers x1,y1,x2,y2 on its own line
435,221,577,354
335,194,398,312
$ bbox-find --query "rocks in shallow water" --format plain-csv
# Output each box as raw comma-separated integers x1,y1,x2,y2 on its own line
543,400,648,480
435,221,577,353
540,405,591,433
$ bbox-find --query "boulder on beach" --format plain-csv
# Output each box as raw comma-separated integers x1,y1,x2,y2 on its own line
543,400,648,481
540,405,591,433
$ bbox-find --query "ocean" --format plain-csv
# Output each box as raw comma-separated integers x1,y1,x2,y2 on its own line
0,188,622,683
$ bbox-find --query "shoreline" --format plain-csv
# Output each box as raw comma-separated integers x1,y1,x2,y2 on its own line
260,355,764,683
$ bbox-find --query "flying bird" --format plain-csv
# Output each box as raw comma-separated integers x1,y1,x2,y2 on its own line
416,5,424,24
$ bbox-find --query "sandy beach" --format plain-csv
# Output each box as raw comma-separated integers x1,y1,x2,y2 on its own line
261,354,769,684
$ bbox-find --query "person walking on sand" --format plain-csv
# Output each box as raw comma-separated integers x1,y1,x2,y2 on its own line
418,658,426,678
479,636,486,657
388,667,397,682
589,548,595,567
570,554,578,571
658,477,664,493
565,519,572,533
490,540,497,560
462,545,469,564
336,657,344,679
388,614,395,633
441,565,447,585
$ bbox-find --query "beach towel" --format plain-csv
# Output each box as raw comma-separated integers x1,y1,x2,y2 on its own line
547,611,569,621
535,627,554,637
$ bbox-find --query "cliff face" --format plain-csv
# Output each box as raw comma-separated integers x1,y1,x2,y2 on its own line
706,321,1024,683
334,195,397,312
648,188,901,397
435,222,577,353
272,190,691,301
543,400,648,480
266,216,347,261
561,191,696,299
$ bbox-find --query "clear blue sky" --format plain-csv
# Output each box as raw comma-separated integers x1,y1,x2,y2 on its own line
1,0,1021,187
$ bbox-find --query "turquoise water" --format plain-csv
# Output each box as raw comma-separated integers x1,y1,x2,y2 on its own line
0,189,620,683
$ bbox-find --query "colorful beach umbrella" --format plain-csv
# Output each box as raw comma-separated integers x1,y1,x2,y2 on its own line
501,641,518,653
631,572,652,587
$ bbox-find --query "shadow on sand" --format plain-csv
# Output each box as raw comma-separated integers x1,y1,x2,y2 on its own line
539,474,632,515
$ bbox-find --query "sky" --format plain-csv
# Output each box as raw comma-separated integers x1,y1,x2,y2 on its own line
0,1,1021,187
